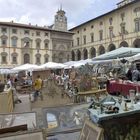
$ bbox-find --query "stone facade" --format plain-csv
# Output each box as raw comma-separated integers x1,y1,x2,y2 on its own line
69,0,140,61
0,9,73,68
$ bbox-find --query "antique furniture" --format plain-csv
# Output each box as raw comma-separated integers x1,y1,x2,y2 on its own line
0,88,14,113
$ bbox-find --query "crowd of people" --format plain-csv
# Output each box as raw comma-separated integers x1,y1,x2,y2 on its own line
4,63,140,104
126,65,140,82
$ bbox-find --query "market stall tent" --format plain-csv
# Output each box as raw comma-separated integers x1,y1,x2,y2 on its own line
38,62,66,69
12,63,39,71
126,53,140,62
92,47,140,60
64,59,93,68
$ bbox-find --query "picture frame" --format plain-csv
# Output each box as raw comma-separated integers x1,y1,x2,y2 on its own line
79,119,104,140
0,130,45,140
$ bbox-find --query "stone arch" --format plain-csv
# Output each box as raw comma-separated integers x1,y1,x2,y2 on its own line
23,53,30,64
44,39,49,43
90,47,96,58
108,44,116,51
71,50,75,61
83,48,88,60
98,46,105,55
119,41,128,47
133,38,140,48
1,35,8,39
11,36,18,40
76,50,81,61
59,45,66,50
11,52,18,57
35,38,41,42
1,52,8,56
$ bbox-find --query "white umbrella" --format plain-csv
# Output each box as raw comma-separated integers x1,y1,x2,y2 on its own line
0,69,16,74
12,63,39,71
38,62,66,69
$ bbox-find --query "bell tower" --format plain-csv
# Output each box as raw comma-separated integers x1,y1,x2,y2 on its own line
54,6,67,31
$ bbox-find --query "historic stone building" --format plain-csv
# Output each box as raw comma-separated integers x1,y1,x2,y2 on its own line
0,8,73,68
69,0,140,61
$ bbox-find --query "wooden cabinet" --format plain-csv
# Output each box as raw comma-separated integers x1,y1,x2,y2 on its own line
0,89,14,113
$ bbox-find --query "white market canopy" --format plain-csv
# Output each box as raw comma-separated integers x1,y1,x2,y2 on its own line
64,59,92,68
126,53,140,62
0,69,16,74
12,63,39,71
92,47,140,61
38,62,66,69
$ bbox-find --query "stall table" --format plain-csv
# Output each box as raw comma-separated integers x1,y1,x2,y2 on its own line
78,89,107,96
107,80,140,96
77,89,107,103
88,103,140,140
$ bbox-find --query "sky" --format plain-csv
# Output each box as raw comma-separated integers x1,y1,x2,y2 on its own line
0,0,121,29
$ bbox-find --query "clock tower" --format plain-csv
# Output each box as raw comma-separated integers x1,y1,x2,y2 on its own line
53,6,67,31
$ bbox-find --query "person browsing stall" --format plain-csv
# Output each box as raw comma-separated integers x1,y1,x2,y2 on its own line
33,75,43,101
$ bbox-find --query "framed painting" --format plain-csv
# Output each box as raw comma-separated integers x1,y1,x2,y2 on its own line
43,103,89,132
0,130,45,140
79,119,104,140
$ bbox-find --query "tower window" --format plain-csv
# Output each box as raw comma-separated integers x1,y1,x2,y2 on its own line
36,31,40,36
12,29,17,34
1,28,7,33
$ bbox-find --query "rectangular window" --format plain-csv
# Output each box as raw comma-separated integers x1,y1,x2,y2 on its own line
99,30,103,41
91,25,94,29
44,32,48,36
36,57,40,64
12,56,17,63
109,29,113,38
91,33,94,42
24,42,29,47
2,39,7,46
77,37,79,46
83,36,86,44
1,27,7,33
24,30,30,35
135,20,140,32
45,43,48,49
36,31,40,36
72,41,73,47
12,39,17,47
12,29,17,34
2,56,6,63
45,57,48,63
36,42,40,48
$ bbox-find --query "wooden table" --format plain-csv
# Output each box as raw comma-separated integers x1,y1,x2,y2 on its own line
107,80,140,96
78,89,107,96
76,89,107,103
89,103,140,140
